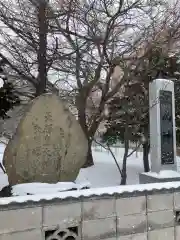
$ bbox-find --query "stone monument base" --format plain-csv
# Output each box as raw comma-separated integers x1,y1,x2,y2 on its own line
139,170,180,184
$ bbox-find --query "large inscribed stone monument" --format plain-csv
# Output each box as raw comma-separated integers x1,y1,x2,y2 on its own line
3,94,88,185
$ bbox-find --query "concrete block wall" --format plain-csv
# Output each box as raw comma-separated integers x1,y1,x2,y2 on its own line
1,184,180,239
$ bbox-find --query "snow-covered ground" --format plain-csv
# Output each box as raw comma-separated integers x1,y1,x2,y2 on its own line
76,146,144,187
0,142,180,196
0,143,144,194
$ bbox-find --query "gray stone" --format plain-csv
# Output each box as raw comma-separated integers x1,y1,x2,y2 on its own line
117,233,147,240
0,230,43,240
116,196,146,216
82,198,116,220
0,207,42,234
148,227,174,240
149,79,177,173
175,226,180,239
140,79,178,183
3,94,88,185
174,192,180,210
103,238,116,240
117,214,147,236
147,193,173,212
82,218,116,240
147,210,174,231
43,202,81,228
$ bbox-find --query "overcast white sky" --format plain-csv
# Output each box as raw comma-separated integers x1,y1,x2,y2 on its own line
0,0,177,91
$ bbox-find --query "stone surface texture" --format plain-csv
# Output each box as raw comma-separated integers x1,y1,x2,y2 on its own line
0,189,180,239
117,233,147,240
3,94,88,185
43,202,81,228
82,218,116,240
0,207,42,234
82,198,116,220
147,193,173,212
0,230,43,240
116,196,146,216
149,79,177,173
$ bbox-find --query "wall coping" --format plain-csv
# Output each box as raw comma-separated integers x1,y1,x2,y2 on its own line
0,181,180,208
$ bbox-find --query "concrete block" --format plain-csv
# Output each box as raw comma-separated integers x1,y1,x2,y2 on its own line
117,214,147,236
103,238,116,240
174,192,180,209
147,193,173,212
43,202,81,228
175,226,180,238
0,207,42,234
82,217,116,240
148,227,174,240
82,197,115,220
117,233,147,240
116,196,146,216
148,210,174,231
0,229,43,240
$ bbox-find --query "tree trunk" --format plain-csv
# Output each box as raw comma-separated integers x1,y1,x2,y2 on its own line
36,0,48,96
76,93,94,168
83,139,94,168
121,127,129,185
142,142,150,172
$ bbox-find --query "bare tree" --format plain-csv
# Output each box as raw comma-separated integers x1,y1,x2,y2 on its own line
50,0,168,167
103,0,180,180
0,0,175,168
0,0,66,97
34,0,48,96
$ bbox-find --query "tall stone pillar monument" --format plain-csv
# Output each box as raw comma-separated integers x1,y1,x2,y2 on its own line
139,79,180,184
150,79,177,172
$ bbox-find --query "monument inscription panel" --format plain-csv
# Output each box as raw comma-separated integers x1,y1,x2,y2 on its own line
160,90,174,165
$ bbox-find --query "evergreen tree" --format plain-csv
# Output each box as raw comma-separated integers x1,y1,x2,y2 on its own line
102,46,180,172
0,62,20,119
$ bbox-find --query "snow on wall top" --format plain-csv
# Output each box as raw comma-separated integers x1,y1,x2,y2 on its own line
0,181,180,207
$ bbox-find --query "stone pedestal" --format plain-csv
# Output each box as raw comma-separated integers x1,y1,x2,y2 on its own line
139,171,180,184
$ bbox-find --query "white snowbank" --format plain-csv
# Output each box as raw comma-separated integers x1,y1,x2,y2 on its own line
1,181,180,205
12,181,90,196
